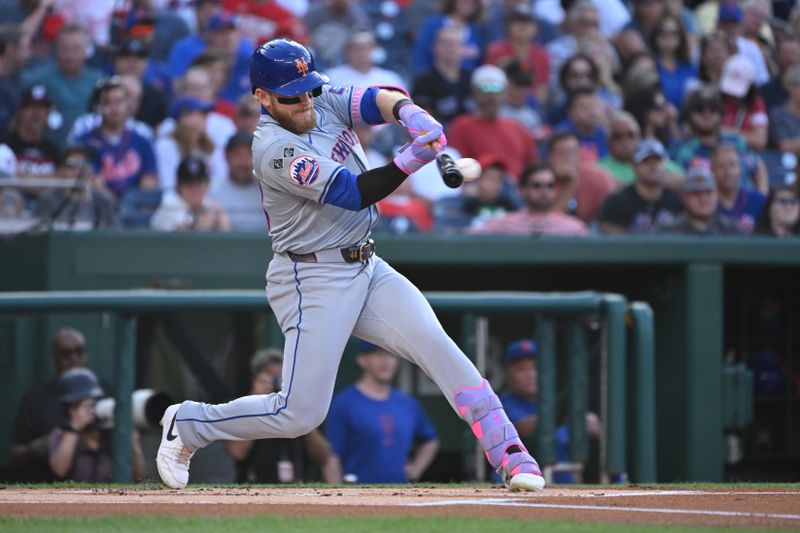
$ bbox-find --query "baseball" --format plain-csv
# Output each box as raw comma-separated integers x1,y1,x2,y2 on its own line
456,158,482,181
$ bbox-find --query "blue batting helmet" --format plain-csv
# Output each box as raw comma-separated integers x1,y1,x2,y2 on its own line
249,39,329,97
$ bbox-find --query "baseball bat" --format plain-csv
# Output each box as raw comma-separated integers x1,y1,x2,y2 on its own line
435,152,464,189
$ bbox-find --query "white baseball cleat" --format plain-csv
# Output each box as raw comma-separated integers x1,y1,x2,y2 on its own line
156,404,195,489
508,472,546,492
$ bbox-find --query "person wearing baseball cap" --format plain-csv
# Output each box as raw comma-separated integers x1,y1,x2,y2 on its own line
719,54,768,151
715,1,770,87
498,339,600,483
150,156,232,232
447,64,538,181
325,340,439,483
599,138,684,234
652,167,742,235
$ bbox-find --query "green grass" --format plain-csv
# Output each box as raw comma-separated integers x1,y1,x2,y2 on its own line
0,516,781,533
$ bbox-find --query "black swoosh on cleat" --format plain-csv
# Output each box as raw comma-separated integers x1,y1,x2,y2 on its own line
166,415,179,441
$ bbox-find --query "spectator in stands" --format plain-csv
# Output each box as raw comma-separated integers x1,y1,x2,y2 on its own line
547,53,608,126
618,51,660,100
11,328,91,482
151,156,230,231
482,0,559,46
547,131,616,226
456,155,520,229
156,96,226,191
576,33,623,110
499,61,547,139
110,37,169,129
76,77,158,201
484,4,549,102
760,35,800,113
599,111,643,185
167,5,251,82
741,0,775,74
48,367,146,482
711,142,766,234
0,143,23,219
326,341,439,484
624,0,666,44
374,178,433,234
22,24,103,142
68,75,155,143
546,0,601,91
123,0,191,63
599,138,683,234
601,109,685,187
211,133,265,232
716,1,769,86
719,54,769,151
0,25,25,134
673,86,768,192
613,28,649,69
557,88,609,161
3,85,59,192
305,0,370,71
35,144,118,230
470,163,588,236
695,31,735,89
652,167,743,235
624,87,680,151
754,176,800,237
447,65,537,182
650,12,697,110
234,94,260,135
410,25,472,126
160,66,236,163
769,65,800,156
326,29,407,91
222,0,308,48
411,0,484,77
226,348,336,483
498,339,600,484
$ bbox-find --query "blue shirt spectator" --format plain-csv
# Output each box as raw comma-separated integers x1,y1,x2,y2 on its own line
326,341,439,484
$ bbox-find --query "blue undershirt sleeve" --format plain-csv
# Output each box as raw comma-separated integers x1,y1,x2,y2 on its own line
359,87,385,125
321,167,363,211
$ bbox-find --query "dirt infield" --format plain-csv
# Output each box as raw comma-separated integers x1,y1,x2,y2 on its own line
2,486,799,529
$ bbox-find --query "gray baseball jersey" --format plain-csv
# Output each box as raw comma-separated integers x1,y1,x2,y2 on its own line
252,86,378,254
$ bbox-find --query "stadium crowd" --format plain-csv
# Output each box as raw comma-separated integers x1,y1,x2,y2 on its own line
0,0,798,237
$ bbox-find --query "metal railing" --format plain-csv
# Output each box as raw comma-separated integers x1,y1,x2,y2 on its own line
0,289,656,484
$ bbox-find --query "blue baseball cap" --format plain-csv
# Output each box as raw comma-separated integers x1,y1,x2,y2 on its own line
207,12,237,32
505,339,537,365
357,339,382,355
169,96,214,119
718,2,742,23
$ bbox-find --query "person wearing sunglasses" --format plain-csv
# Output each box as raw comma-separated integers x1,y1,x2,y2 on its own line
10,328,94,481
754,177,800,237
157,38,546,493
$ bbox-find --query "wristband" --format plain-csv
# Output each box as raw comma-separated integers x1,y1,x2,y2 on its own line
392,98,413,122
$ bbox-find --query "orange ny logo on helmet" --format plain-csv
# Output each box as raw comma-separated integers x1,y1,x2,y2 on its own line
294,57,309,76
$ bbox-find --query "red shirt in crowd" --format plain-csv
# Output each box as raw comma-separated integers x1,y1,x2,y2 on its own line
469,210,588,236
446,116,537,181
485,42,550,97
223,0,308,45
722,94,768,133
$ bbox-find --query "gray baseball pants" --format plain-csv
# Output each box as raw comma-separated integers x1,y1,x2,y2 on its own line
175,254,483,450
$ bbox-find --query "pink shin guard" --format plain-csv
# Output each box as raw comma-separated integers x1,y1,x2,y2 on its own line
455,380,542,479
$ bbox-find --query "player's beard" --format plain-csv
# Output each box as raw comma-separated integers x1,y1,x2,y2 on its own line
273,103,317,135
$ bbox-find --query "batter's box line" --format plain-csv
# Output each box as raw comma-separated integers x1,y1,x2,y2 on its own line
404,499,800,521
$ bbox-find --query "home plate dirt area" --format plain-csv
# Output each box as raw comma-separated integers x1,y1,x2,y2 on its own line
2,486,800,529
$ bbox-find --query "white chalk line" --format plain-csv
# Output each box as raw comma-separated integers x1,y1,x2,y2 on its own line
573,490,800,498
405,499,800,520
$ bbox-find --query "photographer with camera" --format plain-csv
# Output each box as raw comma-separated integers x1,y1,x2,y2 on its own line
48,367,145,482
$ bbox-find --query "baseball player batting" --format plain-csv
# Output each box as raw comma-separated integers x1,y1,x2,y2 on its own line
156,38,545,492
